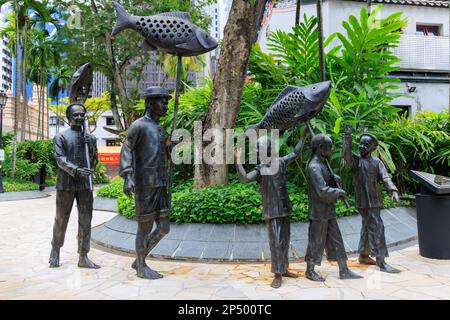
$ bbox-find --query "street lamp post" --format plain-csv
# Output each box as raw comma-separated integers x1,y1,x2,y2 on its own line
0,90,9,193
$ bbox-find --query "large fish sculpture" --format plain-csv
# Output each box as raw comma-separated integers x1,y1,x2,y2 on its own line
69,62,93,104
248,81,332,131
111,1,218,56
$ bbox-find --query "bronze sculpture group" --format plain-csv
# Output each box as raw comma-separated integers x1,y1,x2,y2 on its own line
48,4,403,289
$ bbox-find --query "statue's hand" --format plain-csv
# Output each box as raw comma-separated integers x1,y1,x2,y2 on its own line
124,177,135,198
337,189,347,200
234,147,241,160
343,123,352,135
76,167,93,176
333,174,341,184
392,190,400,204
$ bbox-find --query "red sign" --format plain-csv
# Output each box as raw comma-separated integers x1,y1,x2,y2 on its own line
99,154,120,165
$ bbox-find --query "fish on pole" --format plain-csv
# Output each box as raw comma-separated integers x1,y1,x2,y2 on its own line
111,1,218,208
247,81,332,132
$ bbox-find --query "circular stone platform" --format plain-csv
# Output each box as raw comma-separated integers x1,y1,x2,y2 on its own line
0,188,54,202
91,200,418,262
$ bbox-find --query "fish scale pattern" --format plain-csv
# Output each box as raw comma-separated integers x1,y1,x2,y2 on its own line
259,90,308,130
136,17,193,42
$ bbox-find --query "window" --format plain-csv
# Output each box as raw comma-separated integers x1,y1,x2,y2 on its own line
49,116,65,126
106,117,115,126
106,139,121,147
416,25,440,36
395,105,411,118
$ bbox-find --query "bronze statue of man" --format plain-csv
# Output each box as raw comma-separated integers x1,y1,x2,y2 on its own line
235,130,309,288
49,103,100,269
305,133,362,281
343,125,401,273
119,86,173,280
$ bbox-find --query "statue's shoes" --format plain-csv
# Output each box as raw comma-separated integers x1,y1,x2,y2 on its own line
305,270,325,282
270,275,282,288
358,255,376,265
378,262,401,274
339,269,363,280
137,266,163,280
282,270,299,278
78,256,101,269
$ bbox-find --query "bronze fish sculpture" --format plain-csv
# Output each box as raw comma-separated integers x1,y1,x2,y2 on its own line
111,1,218,57
69,63,93,104
248,81,332,131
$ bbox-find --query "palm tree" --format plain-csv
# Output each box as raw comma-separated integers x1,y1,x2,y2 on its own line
27,28,59,139
0,0,52,176
317,0,325,81
160,52,205,90
49,65,71,134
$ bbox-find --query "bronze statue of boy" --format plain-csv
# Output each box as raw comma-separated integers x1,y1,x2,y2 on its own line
49,103,100,269
119,86,173,279
235,129,309,288
343,125,401,273
305,133,362,281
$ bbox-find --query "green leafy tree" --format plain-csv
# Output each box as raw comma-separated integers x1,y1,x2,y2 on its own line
53,0,213,128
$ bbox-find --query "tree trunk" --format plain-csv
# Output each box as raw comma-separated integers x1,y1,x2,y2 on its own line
317,0,326,81
11,3,21,178
20,19,28,141
295,0,301,25
104,31,131,128
109,80,124,131
37,82,41,138
194,0,265,188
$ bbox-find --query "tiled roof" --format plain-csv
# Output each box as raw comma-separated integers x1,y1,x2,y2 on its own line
357,0,449,7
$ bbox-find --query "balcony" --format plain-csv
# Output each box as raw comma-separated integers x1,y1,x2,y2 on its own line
392,34,450,72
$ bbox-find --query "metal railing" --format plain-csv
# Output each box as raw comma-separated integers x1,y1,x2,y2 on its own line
392,34,450,72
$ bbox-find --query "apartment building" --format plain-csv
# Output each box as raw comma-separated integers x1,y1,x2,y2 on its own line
258,0,450,115
0,3,12,92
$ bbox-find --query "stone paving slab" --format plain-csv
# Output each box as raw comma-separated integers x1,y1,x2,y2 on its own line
0,190,51,202
2,194,449,300
93,197,118,212
91,207,418,262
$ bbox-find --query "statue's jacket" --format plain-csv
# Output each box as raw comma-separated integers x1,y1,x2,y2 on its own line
54,127,98,191
256,159,292,220
307,155,341,220
119,115,168,194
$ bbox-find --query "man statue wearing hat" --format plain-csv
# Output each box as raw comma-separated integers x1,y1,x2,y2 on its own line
49,103,100,269
120,86,173,279
343,125,401,273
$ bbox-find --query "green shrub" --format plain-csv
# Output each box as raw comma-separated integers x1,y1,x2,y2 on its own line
7,159,39,181
117,194,136,219
115,178,410,224
93,162,111,184
97,177,123,198
3,179,39,192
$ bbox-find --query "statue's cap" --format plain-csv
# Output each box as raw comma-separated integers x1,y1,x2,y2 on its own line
141,86,172,99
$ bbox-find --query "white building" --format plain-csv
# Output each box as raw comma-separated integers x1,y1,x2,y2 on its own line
202,0,234,77
0,3,12,92
48,110,121,147
258,0,450,115
92,71,108,98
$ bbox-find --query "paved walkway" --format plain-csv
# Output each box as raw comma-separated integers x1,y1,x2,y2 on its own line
0,189,52,202
92,197,417,261
1,191,450,299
